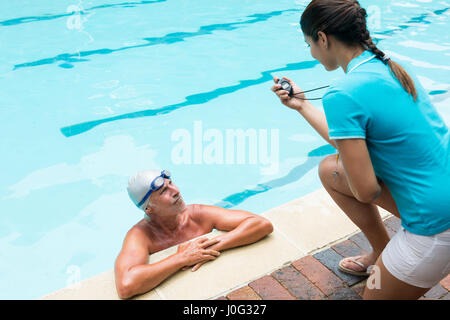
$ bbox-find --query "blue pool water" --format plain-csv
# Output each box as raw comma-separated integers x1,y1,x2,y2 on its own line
0,0,449,299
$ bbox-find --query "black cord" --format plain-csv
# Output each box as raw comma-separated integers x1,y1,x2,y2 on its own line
295,85,330,94
291,85,330,100
294,97,325,100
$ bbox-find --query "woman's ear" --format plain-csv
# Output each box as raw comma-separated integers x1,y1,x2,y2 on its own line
317,31,328,49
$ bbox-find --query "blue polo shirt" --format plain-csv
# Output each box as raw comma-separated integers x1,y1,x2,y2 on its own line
322,50,450,236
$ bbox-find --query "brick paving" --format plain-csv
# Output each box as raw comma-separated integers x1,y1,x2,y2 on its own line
216,216,450,300
440,292,450,300
440,273,450,291
348,232,372,253
248,275,296,300
291,255,345,296
226,286,262,300
313,248,366,286
271,265,325,300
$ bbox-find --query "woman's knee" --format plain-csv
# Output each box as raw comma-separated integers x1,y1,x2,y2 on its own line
318,154,338,183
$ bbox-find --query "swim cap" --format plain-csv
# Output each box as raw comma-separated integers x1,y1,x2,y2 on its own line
127,170,162,211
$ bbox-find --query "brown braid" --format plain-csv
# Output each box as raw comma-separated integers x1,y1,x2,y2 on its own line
301,0,418,102
359,17,387,62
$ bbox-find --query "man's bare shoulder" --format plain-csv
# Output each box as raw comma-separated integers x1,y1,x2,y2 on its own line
189,203,215,221
191,203,221,214
115,222,153,275
122,221,153,251
189,204,227,228
130,219,151,235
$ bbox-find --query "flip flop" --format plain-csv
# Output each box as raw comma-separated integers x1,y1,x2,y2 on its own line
338,256,372,277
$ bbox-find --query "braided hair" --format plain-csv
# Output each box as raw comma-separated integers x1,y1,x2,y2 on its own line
300,0,417,102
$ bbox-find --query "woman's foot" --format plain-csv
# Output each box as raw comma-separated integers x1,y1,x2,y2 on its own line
338,253,378,276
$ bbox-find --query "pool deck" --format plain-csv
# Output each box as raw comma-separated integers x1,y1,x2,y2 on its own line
40,188,450,300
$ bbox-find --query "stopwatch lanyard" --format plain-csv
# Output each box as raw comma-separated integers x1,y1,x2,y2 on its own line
292,55,376,100
292,85,330,100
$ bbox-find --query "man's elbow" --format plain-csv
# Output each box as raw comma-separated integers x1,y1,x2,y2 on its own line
259,218,274,235
117,282,133,300
116,277,138,300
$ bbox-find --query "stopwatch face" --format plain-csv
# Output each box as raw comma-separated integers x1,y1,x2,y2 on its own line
281,82,290,90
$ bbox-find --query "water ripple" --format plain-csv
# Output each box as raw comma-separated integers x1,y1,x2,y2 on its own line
214,144,336,208
59,5,450,137
13,9,298,70
0,0,166,27
60,60,319,137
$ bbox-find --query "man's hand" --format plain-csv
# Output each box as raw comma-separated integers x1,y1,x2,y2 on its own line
183,260,211,272
184,237,224,272
177,237,221,271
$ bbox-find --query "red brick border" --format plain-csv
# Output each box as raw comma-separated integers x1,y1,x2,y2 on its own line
292,255,345,296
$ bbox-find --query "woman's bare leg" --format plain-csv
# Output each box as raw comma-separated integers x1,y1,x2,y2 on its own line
363,255,429,300
319,154,429,299
318,155,393,269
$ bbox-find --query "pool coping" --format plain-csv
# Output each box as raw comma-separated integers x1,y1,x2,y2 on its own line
217,215,450,300
40,187,393,300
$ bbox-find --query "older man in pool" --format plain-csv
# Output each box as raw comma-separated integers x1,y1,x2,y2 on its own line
114,170,274,299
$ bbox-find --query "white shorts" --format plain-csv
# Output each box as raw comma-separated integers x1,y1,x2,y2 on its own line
382,226,450,288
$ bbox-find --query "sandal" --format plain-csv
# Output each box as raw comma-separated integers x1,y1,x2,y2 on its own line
338,255,372,277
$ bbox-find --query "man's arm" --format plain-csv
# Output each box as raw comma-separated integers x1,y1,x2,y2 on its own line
114,228,183,299
114,228,220,299
188,205,273,270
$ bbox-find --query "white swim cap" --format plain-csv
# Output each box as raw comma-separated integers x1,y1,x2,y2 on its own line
127,170,163,211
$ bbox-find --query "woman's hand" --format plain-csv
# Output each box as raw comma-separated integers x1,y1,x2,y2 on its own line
271,76,307,111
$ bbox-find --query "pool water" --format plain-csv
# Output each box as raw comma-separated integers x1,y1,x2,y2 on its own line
0,0,449,299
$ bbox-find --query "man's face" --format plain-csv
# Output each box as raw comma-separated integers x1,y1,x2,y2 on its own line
147,178,185,213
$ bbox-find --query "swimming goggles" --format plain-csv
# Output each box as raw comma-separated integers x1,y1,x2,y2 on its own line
137,170,171,208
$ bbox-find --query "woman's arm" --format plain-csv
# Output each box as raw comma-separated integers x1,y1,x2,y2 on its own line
296,100,336,148
334,138,381,203
272,77,400,216
271,76,336,148
372,180,401,218
336,138,401,218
